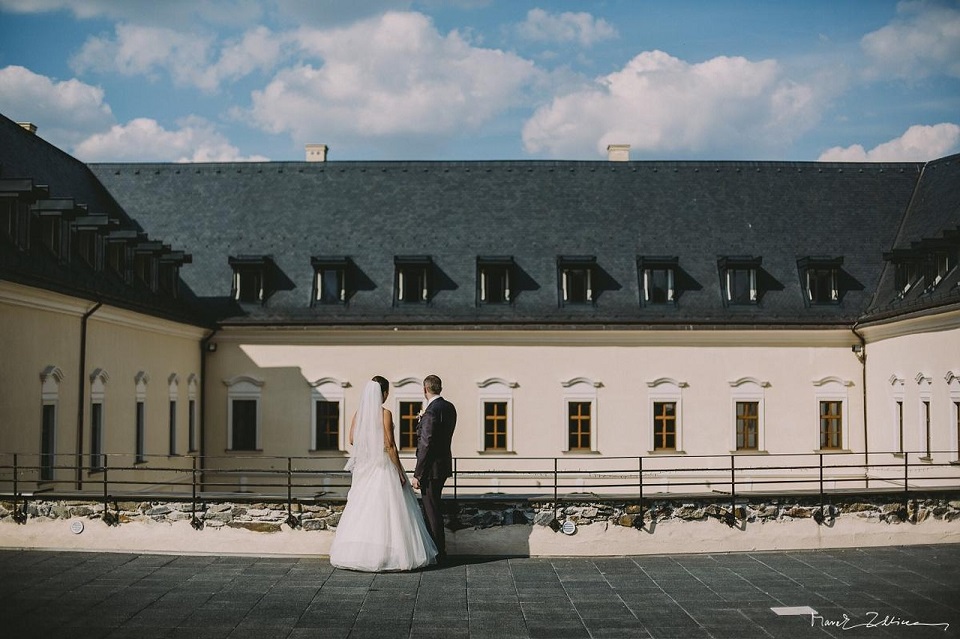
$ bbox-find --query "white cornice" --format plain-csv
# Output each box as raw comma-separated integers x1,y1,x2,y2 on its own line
310,377,351,388
812,376,854,387
647,377,688,389
212,326,858,348
728,377,770,388
477,377,519,389
93,306,209,341
0,281,92,316
223,375,265,388
561,377,602,388
392,377,422,388
859,307,960,342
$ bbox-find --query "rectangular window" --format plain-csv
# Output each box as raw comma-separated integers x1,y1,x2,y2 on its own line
0,199,16,241
169,400,177,456
923,400,931,459
315,268,345,303
726,268,756,304
398,401,422,451
479,265,511,304
314,400,340,450
806,268,838,303
897,400,904,454
234,269,263,302
644,268,674,304
40,216,62,257
188,399,197,453
567,401,591,450
107,241,129,281
562,268,591,304
90,402,104,470
653,402,677,451
40,404,55,481
895,261,920,296
231,399,258,451
955,401,960,461
397,266,429,303
484,402,508,451
819,401,843,449
735,401,759,451
135,400,145,463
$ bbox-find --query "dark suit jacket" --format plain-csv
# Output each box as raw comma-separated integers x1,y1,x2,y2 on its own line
414,396,457,481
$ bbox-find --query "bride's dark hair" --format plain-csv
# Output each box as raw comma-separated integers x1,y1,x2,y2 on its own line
372,375,389,396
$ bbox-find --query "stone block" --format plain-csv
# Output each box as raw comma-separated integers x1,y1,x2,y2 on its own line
301,519,326,531
228,521,282,533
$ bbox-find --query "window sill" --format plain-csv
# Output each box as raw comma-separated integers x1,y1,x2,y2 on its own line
892,452,905,458
562,449,601,455
814,449,851,454
477,450,516,455
647,450,685,455
308,450,347,455
918,456,934,463
225,449,263,453
133,460,147,466
728,450,769,455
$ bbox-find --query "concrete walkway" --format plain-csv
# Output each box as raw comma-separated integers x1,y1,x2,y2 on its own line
0,545,958,638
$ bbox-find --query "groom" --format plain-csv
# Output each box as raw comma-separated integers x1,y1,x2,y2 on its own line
412,374,457,562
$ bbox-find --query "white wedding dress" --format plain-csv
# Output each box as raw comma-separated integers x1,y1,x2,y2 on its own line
329,381,437,572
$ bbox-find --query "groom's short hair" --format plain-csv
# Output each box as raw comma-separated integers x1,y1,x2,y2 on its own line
424,375,442,395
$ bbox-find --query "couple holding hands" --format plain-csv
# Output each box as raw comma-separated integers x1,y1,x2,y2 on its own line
329,375,456,571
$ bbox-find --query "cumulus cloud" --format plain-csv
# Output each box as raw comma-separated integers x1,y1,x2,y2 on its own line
817,123,960,162
515,8,617,47
861,0,960,79
70,23,283,92
522,50,824,158
0,65,113,146
73,116,269,162
246,11,538,143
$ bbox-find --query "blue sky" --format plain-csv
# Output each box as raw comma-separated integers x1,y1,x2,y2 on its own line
1,0,958,163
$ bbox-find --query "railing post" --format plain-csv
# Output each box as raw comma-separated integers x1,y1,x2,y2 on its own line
101,453,110,525
191,455,198,521
819,453,825,512
903,451,910,520
286,457,292,520
639,456,644,526
452,458,458,500
730,454,736,512
553,458,558,503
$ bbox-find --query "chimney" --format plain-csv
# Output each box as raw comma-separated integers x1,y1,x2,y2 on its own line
305,144,328,162
18,122,37,134
606,144,630,162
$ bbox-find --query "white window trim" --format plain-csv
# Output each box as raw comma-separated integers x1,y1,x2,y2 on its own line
647,377,687,453
889,374,905,454
187,374,199,453
40,366,63,476
309,377,349,452
480,267,512,303
812,376,853,451
560,378,601,453
728,377,769,452
643,268,675,303
561,269,593,303
168,373,179,456
223,375,264,451
392,377,425,456
917,372,933,458
89,368,109,467
726,268,757,302
947,371,960,462
476,378,518,453
134,371,149,462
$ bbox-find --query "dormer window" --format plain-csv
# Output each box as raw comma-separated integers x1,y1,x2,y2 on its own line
134,241,163,292
395,256,432,304
159,251,190,298
477,256,514,305
106,230,140,284
558,256,596,305
719,256,761,305
312,256,349,304
229,255,272,304
798,256,843,305
0,178,48,250
32,198,83,262
924,245,957,290
638,256,678,305
73,213,111,270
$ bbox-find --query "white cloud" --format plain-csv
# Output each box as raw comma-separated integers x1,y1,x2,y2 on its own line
0,0,264,27
522,50,824,158
515,8,617,47
0,65,113,146
817,123,960,162
72,116,269,162
70,23,283,92
861,0,960,79
246,11,538,144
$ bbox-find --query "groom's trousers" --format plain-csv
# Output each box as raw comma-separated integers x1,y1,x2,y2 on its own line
420,476,446,558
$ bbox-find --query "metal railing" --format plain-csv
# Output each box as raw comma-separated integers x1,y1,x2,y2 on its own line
2,450,958,523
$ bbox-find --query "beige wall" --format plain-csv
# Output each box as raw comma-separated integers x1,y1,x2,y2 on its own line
0,282,207,491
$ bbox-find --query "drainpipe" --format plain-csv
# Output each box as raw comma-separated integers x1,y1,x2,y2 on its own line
852,322,868,488
199,328,218,489
76,301,102,490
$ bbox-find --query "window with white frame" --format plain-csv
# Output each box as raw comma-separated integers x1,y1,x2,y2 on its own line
134,371,148,463
729,377,768,452
311,256,349,305
889,375,905,455
558,256,596,305
798,256,843,305
719,256,761,305
392,378,425,453
648,378,687,452
168,374,179,456
638,256,678,305
561,378,600,452
813,376,852,451
229,255,272,304
477,378,517,453
310,378,348,452
39,366,63,482
477,256,514,305
187,374,198,453
395,257,432,304
948,371,960,462
917,373,933,459
89,368,109,470
224,376,264,451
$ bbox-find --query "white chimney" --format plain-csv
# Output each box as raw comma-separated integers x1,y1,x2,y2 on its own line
18,122,37,134
305,144,328,162
607,144,630,162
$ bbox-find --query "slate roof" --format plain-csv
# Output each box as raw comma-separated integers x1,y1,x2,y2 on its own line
87,157,929,328
2,109,958,330
0,113,204,326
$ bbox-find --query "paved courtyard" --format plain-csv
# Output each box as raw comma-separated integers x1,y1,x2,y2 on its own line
0,545,958,638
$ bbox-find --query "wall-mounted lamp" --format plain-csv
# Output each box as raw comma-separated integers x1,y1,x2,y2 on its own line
851,344,862,354
206,342,217,352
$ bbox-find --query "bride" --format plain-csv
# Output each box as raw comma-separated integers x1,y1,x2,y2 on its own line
329,376,438,571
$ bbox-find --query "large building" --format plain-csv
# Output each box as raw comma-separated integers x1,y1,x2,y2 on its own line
1,111,958,496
